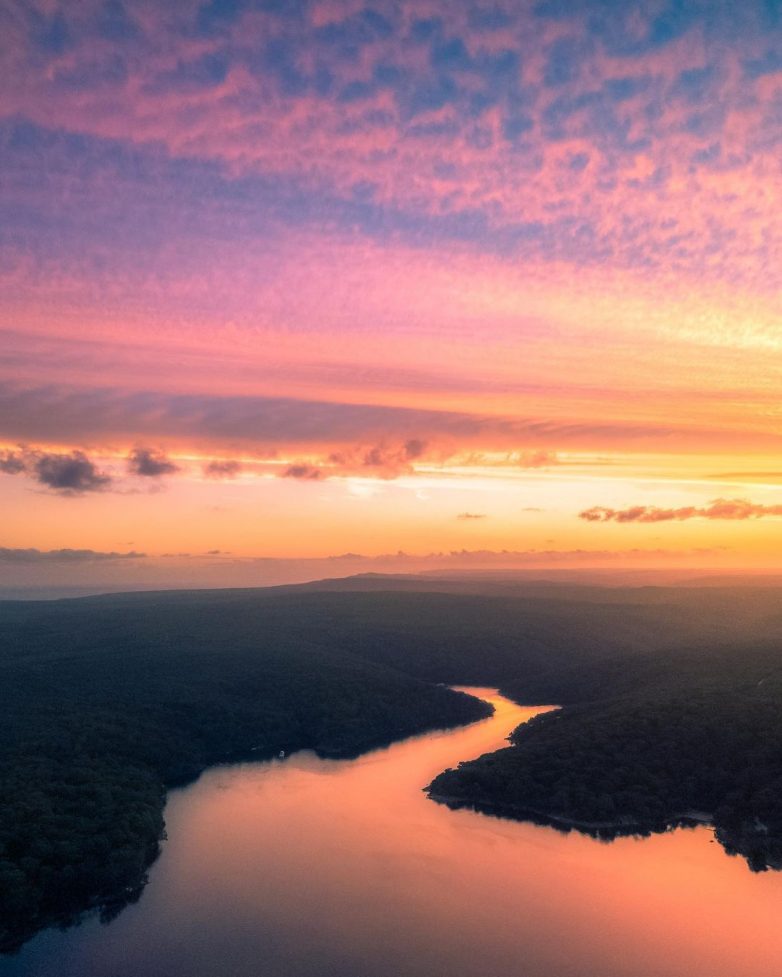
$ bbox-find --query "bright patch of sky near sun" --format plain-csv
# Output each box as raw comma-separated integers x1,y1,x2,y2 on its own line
1,0,781,585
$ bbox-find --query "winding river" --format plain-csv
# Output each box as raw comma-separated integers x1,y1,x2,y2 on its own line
6,688,782,977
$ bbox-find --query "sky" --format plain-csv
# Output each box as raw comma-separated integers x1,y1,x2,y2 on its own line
1,0,781,592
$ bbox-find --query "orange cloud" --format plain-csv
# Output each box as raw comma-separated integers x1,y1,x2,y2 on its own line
580,499,782,523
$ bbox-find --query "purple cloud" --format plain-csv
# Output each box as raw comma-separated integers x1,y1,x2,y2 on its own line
282,463,322,480
127,447,179,477
0,445,111,495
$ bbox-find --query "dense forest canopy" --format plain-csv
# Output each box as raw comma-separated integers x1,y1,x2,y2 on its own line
3,575,782,951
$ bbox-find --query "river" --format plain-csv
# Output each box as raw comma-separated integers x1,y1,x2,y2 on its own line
5,687,782,977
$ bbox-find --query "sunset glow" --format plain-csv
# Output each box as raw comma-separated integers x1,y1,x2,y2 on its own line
2,0,781,590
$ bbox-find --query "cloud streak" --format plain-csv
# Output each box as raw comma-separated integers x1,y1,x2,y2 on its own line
0,383,760,454
580,499,782,523
0,547,145,564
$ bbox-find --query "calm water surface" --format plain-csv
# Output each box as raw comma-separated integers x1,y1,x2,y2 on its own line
6,688,782,977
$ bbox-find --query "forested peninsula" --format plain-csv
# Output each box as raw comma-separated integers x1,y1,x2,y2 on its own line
420,580,782,872
428,680,782,870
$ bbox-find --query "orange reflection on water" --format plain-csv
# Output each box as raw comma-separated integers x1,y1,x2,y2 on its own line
11,688,782,977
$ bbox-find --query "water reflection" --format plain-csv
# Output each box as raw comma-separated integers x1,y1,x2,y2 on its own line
6,688,782,977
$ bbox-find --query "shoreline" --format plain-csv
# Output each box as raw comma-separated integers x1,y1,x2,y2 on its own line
1,693,493,956
427,789,782,870
427,790,715,836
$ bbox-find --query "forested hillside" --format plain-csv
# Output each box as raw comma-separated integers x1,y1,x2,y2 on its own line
0,589,498,952
3,577,782,951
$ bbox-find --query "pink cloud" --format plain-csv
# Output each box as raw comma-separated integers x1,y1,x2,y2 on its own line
580,498,782,523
